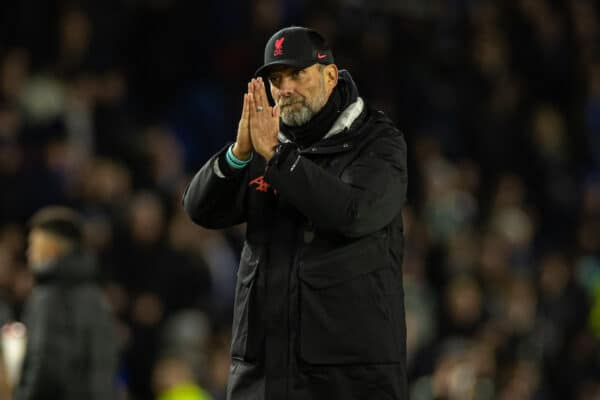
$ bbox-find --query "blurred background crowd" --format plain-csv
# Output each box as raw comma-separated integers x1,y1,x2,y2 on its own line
0,0,599,399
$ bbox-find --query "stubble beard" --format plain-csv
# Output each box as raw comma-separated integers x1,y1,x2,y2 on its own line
279,77,327,127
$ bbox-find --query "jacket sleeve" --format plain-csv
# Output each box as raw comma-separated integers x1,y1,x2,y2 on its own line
14,291,55,400
182,145,250,229
265,131,407,237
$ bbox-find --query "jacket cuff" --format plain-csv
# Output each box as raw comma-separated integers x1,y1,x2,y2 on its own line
215,144,247,179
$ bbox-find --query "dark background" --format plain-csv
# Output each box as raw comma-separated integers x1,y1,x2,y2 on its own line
0,0,600,399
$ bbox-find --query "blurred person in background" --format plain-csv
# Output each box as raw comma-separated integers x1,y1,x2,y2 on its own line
184,26,408,399
160,310,212,394
410,338,495,400
14,206,118,400
153,356,212,400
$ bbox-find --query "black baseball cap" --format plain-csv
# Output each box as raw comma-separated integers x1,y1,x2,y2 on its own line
255,26,334,77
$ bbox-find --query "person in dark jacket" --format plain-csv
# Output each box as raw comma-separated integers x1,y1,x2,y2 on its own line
14,206,118,400
183,26,408,400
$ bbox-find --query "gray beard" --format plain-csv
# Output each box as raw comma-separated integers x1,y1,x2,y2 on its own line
279,78,327,127
280,104,315,126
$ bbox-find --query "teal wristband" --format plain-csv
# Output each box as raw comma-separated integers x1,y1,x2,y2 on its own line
226,145,253,169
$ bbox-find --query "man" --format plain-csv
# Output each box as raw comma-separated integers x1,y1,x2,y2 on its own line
183,26,408,399
14,206,118,400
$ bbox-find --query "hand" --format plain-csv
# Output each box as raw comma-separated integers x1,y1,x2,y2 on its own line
232,81,254,160
248,77,280,161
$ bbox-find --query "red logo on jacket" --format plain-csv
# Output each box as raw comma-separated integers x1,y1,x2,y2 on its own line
249,176,271,192
273,37,285,56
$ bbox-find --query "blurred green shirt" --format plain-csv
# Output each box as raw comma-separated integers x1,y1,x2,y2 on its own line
157,383,213,400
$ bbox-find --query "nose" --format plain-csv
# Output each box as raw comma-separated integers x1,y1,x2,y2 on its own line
277,76,295,97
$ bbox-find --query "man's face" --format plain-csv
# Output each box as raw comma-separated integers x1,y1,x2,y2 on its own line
268,64,336,126
27,229,61,271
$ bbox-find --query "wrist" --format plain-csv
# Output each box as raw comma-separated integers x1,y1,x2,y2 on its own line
232,143,252,161
226,144,253,169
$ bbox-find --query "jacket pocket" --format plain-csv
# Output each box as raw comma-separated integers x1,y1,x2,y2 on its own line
298,233,404,365
231,242,260,361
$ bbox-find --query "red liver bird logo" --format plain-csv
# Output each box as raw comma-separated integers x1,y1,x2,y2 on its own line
273,37,285,56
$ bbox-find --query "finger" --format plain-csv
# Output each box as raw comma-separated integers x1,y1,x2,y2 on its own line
253,78,260,94
256,77,269,108
248,92,256,118
248,93,260,142
250,92,264,119
272,104,281,136
252,78,262,103
248,79,255,97
252,77,265,108
240,94,249,126
250,79,260,108
245,93,250,117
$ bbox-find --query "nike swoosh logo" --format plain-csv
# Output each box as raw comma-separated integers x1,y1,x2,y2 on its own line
317,53,327,59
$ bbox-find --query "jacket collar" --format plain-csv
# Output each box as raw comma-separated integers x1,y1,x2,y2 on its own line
323,97,364,139
277,96,365,144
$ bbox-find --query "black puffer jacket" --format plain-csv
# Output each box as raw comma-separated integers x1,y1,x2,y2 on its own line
14,251,118,400
184,71,408,400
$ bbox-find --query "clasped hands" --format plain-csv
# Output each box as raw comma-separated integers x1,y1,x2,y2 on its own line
232,77,280,162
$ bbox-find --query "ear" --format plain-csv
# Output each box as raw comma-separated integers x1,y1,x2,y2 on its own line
324,64,338,90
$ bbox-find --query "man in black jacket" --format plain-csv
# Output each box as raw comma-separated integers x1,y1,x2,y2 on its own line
14,206,118,400
183,26,408,400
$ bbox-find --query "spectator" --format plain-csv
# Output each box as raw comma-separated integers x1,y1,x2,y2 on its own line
152,356,212,400
14,206,118,400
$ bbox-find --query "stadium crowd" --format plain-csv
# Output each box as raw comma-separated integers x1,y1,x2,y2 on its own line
0,0,600,399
